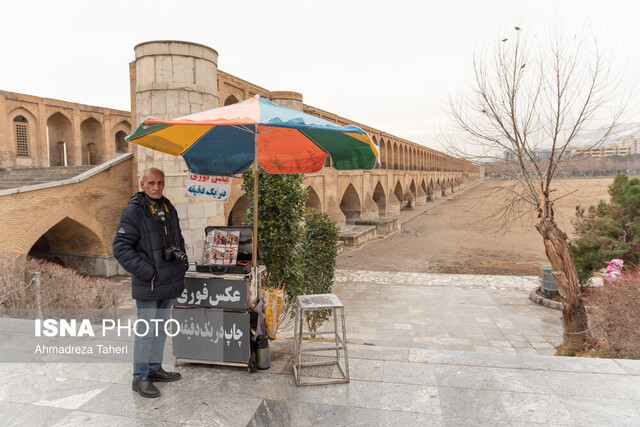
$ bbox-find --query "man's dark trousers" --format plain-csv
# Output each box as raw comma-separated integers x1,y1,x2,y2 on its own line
133,298,173,380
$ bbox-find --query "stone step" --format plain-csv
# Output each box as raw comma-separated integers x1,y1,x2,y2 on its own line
0,166,92,177
354,217,399,235
0,175,80,183
338,224,377,247
0,166,95,190
0,179,68,189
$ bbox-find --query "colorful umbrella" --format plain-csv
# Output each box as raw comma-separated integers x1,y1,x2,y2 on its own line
126,95,378,268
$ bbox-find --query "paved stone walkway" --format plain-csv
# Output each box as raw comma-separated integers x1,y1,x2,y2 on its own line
3,271,638,426
330,270,560,355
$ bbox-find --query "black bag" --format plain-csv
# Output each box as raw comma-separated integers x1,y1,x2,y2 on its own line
196,226,257,275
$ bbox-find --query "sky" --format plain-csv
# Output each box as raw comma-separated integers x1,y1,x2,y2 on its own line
2,0,639,151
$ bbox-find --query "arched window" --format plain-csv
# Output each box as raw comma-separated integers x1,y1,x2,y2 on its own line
224,95,239,106
87,143,97,165
115,131,128,153
14,115,29,157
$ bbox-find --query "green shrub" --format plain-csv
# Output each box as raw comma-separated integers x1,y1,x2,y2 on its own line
570,174,640,285
241,167,307,291
295,210,339,332
241,169,340,333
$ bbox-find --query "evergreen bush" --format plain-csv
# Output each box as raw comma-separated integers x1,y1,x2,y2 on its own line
570,174,640,285
241,168,340,332
241,168,307,291
296,209,339,332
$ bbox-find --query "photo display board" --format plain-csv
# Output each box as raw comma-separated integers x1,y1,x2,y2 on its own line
202,228,240,266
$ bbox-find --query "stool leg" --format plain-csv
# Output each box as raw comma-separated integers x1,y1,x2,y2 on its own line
340,307,350,382
293,301,299,359
296,306,305,385
293,301,300,384
333,307,340,361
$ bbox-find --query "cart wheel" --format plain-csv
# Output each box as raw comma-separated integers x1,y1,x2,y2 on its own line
209,266,229,275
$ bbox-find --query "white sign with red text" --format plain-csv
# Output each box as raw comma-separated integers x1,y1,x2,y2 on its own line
185,172,232,202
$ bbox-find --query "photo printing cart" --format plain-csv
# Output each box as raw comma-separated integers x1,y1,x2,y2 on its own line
172,226,262,370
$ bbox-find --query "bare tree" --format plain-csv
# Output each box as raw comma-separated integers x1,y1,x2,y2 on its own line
445,26,629,345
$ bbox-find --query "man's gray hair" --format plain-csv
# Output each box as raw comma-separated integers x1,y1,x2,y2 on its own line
140,167,165,182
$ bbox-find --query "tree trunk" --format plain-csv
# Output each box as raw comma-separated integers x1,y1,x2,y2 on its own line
535,217,590,345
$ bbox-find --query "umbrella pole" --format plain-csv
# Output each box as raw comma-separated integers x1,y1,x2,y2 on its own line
252,130,258,271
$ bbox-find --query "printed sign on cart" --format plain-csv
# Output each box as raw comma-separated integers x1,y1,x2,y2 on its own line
185,172,232,202
175,277,248,309
172,309,250,364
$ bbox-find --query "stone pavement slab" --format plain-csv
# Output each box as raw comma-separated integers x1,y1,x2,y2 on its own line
2,271,639,425
0,340,638,426
283,270,562,356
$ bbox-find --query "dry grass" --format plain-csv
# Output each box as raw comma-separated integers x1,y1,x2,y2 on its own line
0,254,120,320
338,178,614,275
580,269,640,359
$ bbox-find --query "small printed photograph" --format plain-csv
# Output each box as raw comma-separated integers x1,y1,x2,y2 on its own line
213,229,227,246
227,231,240,247
202,251,211,265
205,230,215,247
212,248,225,265
224,248,238,265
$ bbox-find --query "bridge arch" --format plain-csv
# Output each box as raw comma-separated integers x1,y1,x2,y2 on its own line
393,181,404,205
22,203,107,256
81,118,104,165
227,195,250,226
306,186,322,211
372,181,386,216
224,95,239,106
339,183,361,220
393,142,399,170
409,179,417,200
382,138,389,169
112,120,132,154
47,112,74,166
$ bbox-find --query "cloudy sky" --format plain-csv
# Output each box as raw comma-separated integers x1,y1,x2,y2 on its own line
2,0,638,150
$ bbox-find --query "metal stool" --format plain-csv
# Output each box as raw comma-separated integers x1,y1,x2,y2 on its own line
293,294,350,386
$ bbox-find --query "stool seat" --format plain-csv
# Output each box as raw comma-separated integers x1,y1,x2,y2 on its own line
293,293,350,386
297,293,343,310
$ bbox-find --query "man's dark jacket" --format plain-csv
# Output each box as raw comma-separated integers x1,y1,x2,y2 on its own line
113,192,187,300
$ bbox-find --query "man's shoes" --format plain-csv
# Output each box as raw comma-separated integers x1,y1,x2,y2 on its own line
132,376,160,398
147,367,181,382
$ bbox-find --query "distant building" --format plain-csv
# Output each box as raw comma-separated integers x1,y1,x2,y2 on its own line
504,136,640,160
503,148,570,160
571,136,639,158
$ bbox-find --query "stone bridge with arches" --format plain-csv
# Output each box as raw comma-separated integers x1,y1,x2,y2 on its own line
225,165,477,228
0,40,481,276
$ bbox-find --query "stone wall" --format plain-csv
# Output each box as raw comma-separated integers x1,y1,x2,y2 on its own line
0,90,131,169
0,156,133,275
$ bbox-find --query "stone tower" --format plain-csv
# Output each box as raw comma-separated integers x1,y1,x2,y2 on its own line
133,40,223,258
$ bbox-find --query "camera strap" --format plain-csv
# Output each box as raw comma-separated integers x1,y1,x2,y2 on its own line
146,197,176,248
147,198,171,224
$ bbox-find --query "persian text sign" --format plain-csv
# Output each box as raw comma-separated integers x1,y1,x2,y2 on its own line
185,172,231,201
172,309,250,363
175,277,248,309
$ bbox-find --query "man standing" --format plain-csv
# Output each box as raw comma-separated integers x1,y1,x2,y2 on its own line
113,167,188,398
